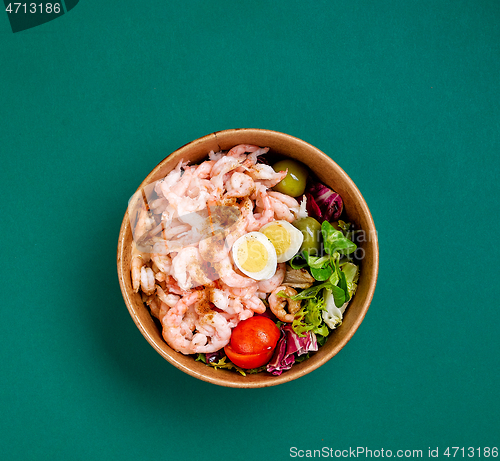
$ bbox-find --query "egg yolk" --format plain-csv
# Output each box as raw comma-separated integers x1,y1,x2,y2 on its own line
237,239,268,272
261,224,290,258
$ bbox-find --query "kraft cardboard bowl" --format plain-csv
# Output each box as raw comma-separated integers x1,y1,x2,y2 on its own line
117,129,378,388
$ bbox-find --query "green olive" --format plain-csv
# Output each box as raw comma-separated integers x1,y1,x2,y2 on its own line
272,159,309,197
293,217,322,256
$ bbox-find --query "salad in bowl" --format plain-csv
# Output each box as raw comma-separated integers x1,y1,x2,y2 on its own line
117,129,378,387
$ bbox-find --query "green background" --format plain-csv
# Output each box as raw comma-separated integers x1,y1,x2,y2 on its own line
1,1,499,460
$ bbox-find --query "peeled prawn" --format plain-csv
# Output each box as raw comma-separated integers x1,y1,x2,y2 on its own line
215,256,258,288
245,146,269,166
151,253,172,275
247,164,288,188
269,197,295,222
140,266,155,295
225,172,255,198
268,286,302,323
241,296,266,314
227,144,263,160
268,191,301,222
147,297,161,319
162,290,203,354
171,247,214,291
245,185,274,231
257,263,286,294
162,290,231,354
210,288,255,327
193,160,216,179
156,285,180,308
131,248,146,293
220,283,258,299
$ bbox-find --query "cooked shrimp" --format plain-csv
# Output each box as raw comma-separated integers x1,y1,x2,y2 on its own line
220,283,258,298
257,263,286,293
161,290,204,354
225,172,255,198
149,197,169,214
155,271,167,282
158,301,169,320
227,144,263,159
216,256,258,288
171,247,214,291
210,288,255,327
151,253,172,275
268,286,302,322
208,150,223,161
163,289,232,354
211,155,243,178
198,232,230,263
247,164,288,188
147,297,161,319
245,146,269,166
156,160,185,197
162,223,192,241
193,160,216,179
131,247,146,293
268,191,300,208
165,276,194,296
246,185,274,231
210,288,242,315
134,206,152,234
170,168,194,196
269,196,295,222
268,191,301,222
224,198,253,242
241,295,266,314
209,155,247,199
140,266,155,296
156,284,180,308
192,310,232,353
220,307,254,328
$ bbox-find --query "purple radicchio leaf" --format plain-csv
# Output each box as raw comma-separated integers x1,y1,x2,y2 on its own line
306,183,343,222
266,325,318,376
205,350,224,363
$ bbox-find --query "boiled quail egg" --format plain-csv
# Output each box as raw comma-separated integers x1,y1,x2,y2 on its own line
259,220,304,263
232,232,277,280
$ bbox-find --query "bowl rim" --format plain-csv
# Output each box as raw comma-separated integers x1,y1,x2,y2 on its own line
117,128,379,388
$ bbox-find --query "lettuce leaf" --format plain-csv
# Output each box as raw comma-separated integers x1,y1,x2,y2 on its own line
321,221,357,255
293,297,329,337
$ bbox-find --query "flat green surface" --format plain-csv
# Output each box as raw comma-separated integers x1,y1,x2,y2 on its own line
1,1,499,460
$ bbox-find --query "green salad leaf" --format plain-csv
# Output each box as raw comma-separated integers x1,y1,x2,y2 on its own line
287,220,360,337
195,353,207,363
293,297,329,337
208,356,247,376
338,270,350,304
337,220,351,235
289,252,308,270
342,262,360,298
321,221,357,255
330,284,347,308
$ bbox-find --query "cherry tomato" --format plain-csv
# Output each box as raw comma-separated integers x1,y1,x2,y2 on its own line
224,316,280,369
225,344,275,369
230,316,280,354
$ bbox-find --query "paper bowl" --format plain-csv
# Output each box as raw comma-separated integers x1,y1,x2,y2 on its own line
117,129,378,388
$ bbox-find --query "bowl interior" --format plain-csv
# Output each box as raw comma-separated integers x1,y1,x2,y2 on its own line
117,129,378,388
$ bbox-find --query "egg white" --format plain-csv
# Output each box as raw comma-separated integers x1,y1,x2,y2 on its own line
232,232,277,281
259,220,304,263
